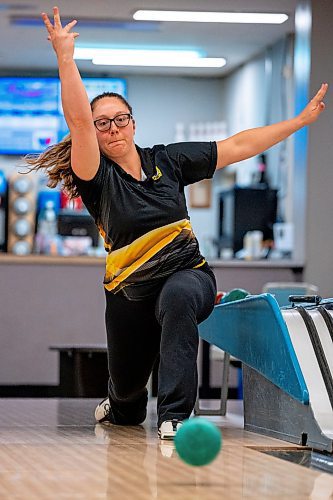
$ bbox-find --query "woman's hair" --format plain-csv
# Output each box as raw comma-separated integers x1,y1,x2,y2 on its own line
24,92,133,199
90,92,133,115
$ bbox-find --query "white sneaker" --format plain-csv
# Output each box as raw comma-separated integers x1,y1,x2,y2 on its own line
95,397,113,424
158,419,183,440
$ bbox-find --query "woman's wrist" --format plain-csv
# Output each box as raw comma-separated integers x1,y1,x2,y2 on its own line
56,51,74,63
292,114,305,131
57,54,75,66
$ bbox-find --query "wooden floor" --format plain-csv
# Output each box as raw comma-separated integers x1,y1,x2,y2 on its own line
0,398,332,499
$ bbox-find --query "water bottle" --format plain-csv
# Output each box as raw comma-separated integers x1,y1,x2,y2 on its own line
35,200,58,254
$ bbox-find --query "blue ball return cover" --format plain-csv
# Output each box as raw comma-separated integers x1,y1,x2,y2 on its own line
199,293,309,405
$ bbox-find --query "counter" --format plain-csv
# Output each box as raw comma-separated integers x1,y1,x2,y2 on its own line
209,259,303,294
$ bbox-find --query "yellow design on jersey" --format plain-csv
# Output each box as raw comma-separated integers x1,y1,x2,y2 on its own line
193,258,206,269
98,224,112,252
104,219,193,292
152,166,162,181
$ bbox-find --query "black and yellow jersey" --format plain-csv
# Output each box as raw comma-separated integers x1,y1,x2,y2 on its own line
72,141,217,299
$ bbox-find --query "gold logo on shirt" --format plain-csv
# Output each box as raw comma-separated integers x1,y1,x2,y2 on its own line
152,166,162,181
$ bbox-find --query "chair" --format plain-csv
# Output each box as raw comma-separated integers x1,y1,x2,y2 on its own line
262,282,319,307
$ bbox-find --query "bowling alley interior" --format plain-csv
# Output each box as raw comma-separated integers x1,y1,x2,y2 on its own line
0,0,333,498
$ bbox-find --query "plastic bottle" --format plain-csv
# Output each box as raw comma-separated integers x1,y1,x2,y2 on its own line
35,200,58,254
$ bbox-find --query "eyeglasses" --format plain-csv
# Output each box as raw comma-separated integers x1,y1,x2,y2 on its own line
94,113,132,132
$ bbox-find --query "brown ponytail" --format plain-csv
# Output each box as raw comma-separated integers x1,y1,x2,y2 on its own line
24,133,80,198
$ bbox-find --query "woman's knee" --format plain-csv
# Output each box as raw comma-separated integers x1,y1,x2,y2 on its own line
155,270,215,324
155,280,196,324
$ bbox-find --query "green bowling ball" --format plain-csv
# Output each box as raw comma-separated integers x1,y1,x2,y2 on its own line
220,288,250,304
174,418,222,466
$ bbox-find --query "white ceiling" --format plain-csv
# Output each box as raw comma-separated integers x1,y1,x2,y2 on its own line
0,0,298,77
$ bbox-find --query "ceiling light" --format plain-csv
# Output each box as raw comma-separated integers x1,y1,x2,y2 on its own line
75,48,202,60
74,48,226,68
133,10,288,24
92,56,225,68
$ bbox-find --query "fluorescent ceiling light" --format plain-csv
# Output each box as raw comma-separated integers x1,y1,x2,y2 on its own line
74,48,226,68
133,10,288,24
92,56,225,68
75,48,201,60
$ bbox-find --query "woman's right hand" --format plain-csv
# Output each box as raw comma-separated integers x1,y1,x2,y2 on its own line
42,6,79,61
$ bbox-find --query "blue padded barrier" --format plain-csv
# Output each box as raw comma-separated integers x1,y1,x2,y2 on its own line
199,293,309,405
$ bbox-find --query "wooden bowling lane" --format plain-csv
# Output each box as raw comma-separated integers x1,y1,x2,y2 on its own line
0,399,332,499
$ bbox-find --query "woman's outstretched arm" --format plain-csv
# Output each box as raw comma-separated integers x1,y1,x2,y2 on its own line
216,83,328,170
42,6,99,180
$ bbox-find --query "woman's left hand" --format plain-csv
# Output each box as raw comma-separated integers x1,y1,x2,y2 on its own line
298,83,328,126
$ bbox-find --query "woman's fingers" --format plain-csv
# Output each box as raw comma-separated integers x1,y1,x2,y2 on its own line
317,83,328,99
42,8,77,34
53,6,62,28
307,83,328,115
64,19,78,32
313,83,328,104
41,12,53,33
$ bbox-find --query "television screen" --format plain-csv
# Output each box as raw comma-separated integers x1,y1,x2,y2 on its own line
0,76,127,155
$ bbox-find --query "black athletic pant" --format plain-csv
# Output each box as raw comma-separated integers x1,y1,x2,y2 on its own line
104,265,216,428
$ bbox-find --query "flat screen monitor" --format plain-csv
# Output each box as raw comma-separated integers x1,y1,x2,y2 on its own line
0,76,127,155
218,186,278,254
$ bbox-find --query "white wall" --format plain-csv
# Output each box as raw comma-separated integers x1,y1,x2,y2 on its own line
126,75,224,147
219,37,294,193
304,0,333,295
220,57,266,186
